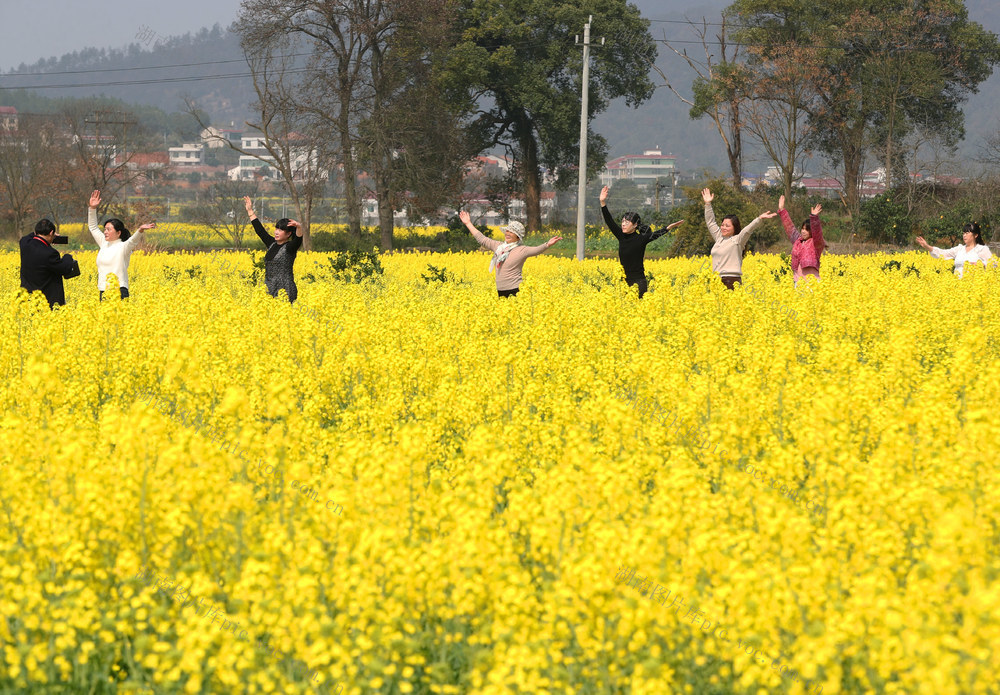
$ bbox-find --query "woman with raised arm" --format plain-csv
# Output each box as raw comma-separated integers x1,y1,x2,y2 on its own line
702,188,777,290
458,210,561,297
87,190,155,300
915,223,993,278
243,196,303,303
777,196,826,287
599,185,684,298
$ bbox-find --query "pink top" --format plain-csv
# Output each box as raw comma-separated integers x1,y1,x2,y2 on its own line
470,228,550,291
779,210,825,272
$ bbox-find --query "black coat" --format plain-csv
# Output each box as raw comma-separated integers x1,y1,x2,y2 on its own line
19,234,80,308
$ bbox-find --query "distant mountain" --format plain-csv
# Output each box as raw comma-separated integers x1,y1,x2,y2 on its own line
1,25,253,125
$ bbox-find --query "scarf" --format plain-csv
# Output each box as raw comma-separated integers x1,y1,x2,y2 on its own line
489,241,521,274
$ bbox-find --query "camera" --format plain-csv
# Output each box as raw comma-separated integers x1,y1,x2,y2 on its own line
52,234,69,244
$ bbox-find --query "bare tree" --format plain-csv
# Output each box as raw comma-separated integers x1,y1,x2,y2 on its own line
59,102,151,221
0,113,65,238
188,179,262,248
651,16,745,189
186,44,328,251
235,1,376,241
741,42,817,199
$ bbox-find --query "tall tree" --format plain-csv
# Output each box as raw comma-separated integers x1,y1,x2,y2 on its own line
235,0,470,250
444,0,656,231
730,0,1000,216
354,0,472,249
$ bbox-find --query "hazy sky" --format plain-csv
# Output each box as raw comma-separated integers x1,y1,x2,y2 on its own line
0,0,244,71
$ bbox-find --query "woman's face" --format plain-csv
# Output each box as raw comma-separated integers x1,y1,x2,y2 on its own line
503,230,520,243
275,227,292,243
104,222,121,242
720,219,735,237
963,229,976,245
800,223,811,241
621,217,637,234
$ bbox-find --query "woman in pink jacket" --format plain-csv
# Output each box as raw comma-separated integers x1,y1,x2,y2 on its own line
777,196,825,286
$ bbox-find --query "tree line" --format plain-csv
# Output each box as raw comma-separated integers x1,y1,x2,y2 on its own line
178,0,657,250
657,0,1000,218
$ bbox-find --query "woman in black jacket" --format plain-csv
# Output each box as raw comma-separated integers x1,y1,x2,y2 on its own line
599,186,683,297
243,196,303,303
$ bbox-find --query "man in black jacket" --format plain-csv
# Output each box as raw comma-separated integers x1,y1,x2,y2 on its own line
19,219,81,308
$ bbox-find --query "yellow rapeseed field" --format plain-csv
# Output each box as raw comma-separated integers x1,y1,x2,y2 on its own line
2,248,999,695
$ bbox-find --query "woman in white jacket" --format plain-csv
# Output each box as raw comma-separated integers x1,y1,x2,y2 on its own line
87,190,155,299
915,223,993,278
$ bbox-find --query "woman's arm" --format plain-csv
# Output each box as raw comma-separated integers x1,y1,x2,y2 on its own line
459,210,500,252
287,220,304,251
124,223,156,251
601,205,624,241
250,218,274,247
87,191,105,247
521,236,563,257
600,187,624,240
243,196,274,247
809,205,825,252
777,196,798,241
702,189,721,242
647,220,684,243
737,212,777,244
916,235,961,259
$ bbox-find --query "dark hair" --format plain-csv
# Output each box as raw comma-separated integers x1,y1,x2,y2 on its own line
275,218,293,232
800,219,812,233
964,222,984,245
622,212,641,227
722,214,742,236
35,218,56,235
102,218,131,242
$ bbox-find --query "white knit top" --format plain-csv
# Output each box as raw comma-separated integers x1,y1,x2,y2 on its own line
930,243,993,278
88,208,144,290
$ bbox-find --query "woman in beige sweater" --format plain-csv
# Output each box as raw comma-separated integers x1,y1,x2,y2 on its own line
702,188,776,289
459,211,561,297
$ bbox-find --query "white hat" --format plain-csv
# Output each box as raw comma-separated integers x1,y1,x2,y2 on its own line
503,221,525,239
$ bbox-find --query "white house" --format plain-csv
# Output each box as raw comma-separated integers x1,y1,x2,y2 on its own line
168,143,205,166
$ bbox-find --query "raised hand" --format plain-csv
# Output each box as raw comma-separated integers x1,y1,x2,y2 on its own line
459,210,472,227
759,211,778,219
287,219,301,227
600,185,610,206
667,219,685,230
546,236,563,247
136,222,156,233
89,190,101,209
915,235,932,250
243,196,255,217
778,195,785,210
811,203,822,216
701,188,714,204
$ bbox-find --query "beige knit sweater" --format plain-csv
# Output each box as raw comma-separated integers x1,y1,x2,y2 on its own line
469,228,550,291
705,203,765,277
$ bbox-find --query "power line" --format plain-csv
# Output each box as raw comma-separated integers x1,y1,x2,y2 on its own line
0,70,264,91
2,56,258,77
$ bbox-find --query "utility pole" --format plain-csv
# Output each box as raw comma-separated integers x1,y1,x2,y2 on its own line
85,109,136,165
574,17,602,262
655,180,662,213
